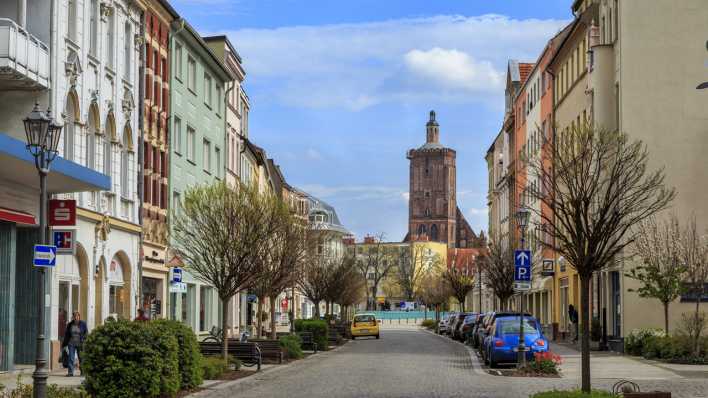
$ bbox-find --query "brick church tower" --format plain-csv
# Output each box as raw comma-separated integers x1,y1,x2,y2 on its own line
406,111,484,249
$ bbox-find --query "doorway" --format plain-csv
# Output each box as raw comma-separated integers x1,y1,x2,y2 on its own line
610,271,621,337
58,281,80,340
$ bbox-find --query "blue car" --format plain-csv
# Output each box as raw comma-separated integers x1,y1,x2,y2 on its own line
483,315,548,367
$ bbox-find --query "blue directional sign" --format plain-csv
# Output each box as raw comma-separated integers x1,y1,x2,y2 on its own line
514,250,532,281
172,267,183,283
33,245,57,267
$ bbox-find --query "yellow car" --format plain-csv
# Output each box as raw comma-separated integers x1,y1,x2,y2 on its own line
351,313,380,339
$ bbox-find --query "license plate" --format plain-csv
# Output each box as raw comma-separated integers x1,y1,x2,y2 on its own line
360,329,369,333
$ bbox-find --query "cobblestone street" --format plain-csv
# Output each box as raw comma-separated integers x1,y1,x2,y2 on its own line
201,329,708,398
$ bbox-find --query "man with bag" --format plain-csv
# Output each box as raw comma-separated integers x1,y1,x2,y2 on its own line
61,311,87,377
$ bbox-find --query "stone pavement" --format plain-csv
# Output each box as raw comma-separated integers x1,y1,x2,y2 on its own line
199,328,708,398
0,366,84,391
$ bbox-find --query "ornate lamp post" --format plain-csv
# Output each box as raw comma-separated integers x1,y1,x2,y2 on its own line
514,206,530,369
24,102,63,398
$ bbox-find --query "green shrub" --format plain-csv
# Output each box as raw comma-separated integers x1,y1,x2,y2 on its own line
202,357,229,380
624,328,666,356
295,319,328,350
229,356,242,371
82,319,180,398
279,334,304,359
421,319,436,329
152,319,204,389
530,390,618,398
0,376,89,398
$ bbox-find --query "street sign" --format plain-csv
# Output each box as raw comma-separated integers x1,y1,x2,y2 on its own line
33,245,57,267
48,199,76,226
169,282,187,293
247,294,258,303
541,259,555,276
52,229,76,255
172,267,183,283
514,250,532,281
514,281,531,291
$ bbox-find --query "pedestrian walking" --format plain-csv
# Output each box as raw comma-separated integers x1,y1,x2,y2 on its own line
61,311,87,377
568,304,579,343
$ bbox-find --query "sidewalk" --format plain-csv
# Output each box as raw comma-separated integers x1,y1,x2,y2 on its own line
0,366,84,391
550,342,708,381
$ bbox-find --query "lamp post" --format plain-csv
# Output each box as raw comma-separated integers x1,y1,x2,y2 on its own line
24,102,63,398
514,206,530,369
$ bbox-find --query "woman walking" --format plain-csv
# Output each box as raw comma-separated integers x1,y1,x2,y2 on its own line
62,311,87,377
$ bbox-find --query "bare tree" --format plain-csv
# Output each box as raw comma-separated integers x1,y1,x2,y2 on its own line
353,234,396,310
525,123,674,392
297,230,340,318
484,235,516,310
626,216,686,334
396,244,441,301
442,264,476,312
418,274,452,328
171,181,283,359
678,216,708,356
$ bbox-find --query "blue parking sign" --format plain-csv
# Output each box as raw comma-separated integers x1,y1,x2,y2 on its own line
514,250,531,281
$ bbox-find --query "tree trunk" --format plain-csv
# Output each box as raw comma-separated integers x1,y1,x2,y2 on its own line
313,300,320,318
694,299,701,356
458,296,465,312
257,299,263,338
221,296,229,361
270,294,277,340
663,302,670,335
580,275,592,393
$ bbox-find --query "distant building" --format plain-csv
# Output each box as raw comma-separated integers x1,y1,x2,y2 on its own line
406,111,485,249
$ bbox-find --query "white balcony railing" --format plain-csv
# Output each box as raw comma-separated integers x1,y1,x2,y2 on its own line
0,18,49,89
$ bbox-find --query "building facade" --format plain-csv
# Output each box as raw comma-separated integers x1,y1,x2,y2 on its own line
167,18,231,335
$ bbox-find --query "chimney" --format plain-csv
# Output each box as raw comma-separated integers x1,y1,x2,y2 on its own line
426,110,439,144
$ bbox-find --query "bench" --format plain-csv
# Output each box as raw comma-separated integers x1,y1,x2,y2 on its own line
328,328,342,346
199,341,261,371
297,331,317,353
247,339,284,364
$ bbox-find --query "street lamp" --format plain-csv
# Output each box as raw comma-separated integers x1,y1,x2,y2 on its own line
514,206,531,369
24,102,63,398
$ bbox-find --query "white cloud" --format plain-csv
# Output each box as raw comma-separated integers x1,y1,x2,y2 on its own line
221,14,568,110
404,48,503,92
305,148,322,160
299,184,408,202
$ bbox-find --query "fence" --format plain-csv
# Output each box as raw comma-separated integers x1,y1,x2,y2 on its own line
357,311,451,325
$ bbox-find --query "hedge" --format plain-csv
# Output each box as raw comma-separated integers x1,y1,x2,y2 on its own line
295,319,328,350
152,319,204,389
279,334,304,359
82,319,180,398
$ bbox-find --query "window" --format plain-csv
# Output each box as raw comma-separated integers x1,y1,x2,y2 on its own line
173,191,181,215
87,129,97,169
107,13,115,68
214,147,221,178
67,0,77,40
204,73,212,107
89,0,99,56
124,23,131,80
173,117,182,154
680,283,708,303
187,56,196,92
430,224,439,241
203,139,211,172
216,85,222,115
175,43,183,80
186,126,195,161
104,134,112,178
64,98,76,161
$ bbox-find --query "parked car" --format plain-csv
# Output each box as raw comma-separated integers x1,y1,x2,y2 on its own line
438,313,454,334
350,313,380,339
444,312,459,335
476,311,531,356
459,313,479,343
470,312,491,348
482,315,548,368
449,312,469,340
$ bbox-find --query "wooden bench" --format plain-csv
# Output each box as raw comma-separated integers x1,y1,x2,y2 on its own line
199,341,262,371
328,328,342,346
247,339,284,364
297,331,317,353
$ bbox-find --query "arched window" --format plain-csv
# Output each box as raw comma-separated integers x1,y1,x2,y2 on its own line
430,224,439,241
67,0,77,40
104,114,115,178
86,103,99,170
124,22,132,80
63,92,78,161
417,224,427,237
120,125,134,199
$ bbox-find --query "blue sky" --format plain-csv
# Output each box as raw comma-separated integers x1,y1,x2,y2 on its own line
172,0,571,240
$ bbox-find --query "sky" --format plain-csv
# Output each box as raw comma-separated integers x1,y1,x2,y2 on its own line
171,0,572,240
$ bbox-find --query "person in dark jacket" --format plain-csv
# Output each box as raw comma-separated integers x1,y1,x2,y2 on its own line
62,311,88,376
568,304,579,343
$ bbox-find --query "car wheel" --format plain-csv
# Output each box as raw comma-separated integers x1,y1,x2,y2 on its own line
489,352,497,368
376,334,380,339
351,336,356,340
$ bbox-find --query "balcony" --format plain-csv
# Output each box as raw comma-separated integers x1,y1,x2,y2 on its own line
0,18,49,90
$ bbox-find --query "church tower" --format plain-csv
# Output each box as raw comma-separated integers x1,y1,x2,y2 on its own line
406,111,483,249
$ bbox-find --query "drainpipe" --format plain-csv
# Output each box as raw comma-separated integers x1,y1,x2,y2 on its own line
137,8,145,316
18,0,26,28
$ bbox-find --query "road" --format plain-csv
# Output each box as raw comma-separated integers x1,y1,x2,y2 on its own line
202,328,708,398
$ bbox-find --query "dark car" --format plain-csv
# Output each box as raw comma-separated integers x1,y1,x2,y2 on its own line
459,313,479,343
450,312,469,340
443,312,458,335
482,315,548,367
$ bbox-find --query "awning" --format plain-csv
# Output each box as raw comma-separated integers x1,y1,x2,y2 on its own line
0,132,111,193
0,207,35,224
530,276,553,293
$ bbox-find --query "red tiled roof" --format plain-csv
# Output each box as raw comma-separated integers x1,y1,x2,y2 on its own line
518,63,535,84
446,247,487,270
